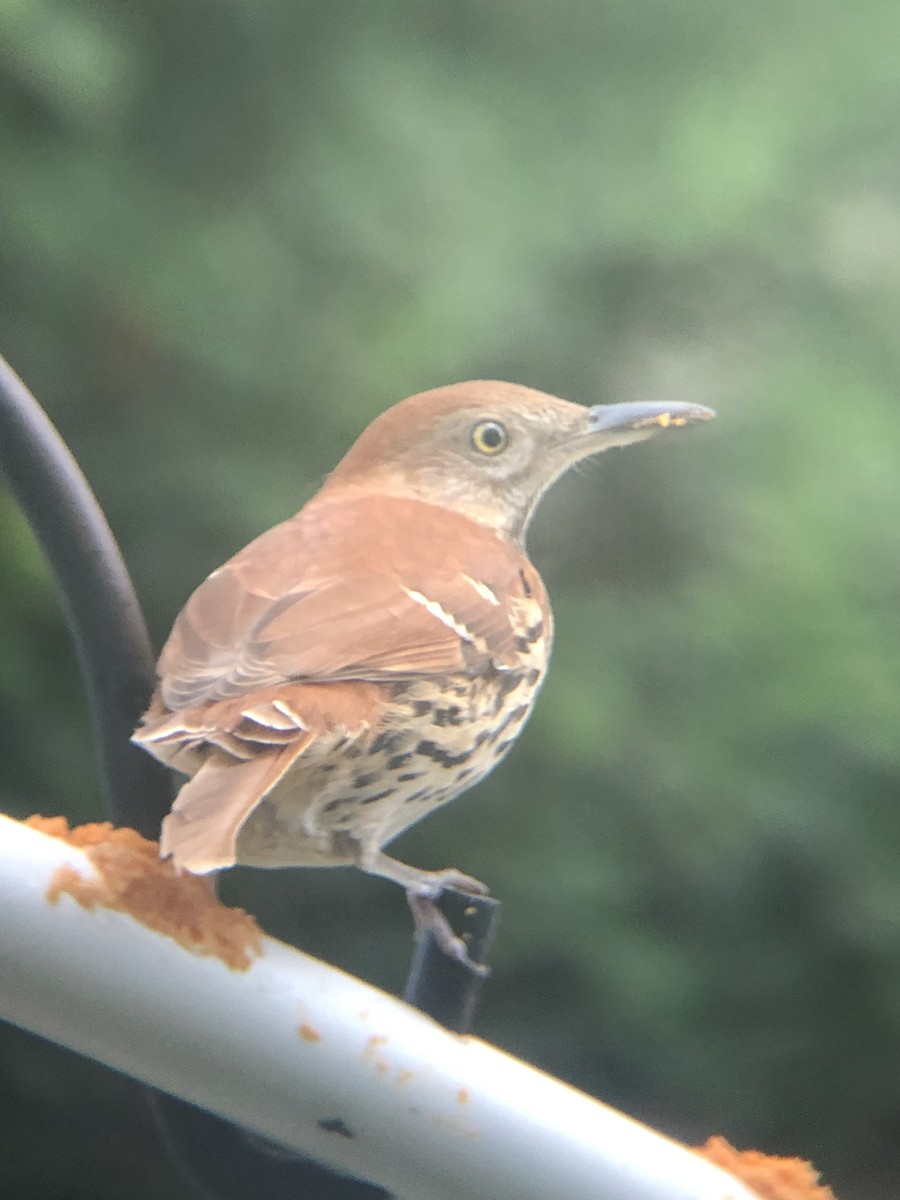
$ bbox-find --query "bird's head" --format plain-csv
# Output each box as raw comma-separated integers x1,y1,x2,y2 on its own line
322,380,714,542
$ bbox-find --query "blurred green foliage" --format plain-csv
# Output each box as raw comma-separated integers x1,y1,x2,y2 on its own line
2,2,900,1197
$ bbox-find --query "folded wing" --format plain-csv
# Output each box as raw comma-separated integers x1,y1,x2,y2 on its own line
154,492,542,711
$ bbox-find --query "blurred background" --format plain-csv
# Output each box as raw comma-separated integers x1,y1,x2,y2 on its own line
2,2,899,1197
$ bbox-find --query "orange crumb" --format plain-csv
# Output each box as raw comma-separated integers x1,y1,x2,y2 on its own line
28,815,262,971
456,1087,469,1105
298,1023,322,1043
696,1136,836,1200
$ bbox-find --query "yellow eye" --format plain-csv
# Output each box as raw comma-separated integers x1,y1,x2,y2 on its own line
470,419,509,455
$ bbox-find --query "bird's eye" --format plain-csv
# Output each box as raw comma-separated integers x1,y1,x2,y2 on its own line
470,420,509,456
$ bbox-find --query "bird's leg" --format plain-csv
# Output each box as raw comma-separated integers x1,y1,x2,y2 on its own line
355,845,490,975
358,847,488,897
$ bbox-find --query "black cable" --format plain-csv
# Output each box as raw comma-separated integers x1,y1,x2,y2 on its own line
0,354,172,836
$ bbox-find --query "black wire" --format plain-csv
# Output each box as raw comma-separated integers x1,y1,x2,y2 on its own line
0,354,172,836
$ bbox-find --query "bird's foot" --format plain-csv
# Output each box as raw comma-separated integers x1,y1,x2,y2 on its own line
356,848,490,975
408,865,489,900
406,890,490,978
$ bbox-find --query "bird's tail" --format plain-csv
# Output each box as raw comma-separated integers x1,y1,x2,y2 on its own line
159,740,310,873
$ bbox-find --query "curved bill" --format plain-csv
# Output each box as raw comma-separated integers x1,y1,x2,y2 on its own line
583,400,716,453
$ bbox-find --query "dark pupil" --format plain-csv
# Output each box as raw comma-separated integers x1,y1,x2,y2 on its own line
480,424,503,448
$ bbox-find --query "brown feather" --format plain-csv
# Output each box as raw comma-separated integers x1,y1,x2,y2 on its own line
153,493,547,711
158,745,310,872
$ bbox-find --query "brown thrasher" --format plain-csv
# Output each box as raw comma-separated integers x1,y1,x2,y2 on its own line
134,381,713,965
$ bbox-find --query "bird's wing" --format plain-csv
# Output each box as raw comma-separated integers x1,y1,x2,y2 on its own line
151,493,546,713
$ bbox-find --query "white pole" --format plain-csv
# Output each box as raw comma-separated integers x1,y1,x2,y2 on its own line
0,815,757,1200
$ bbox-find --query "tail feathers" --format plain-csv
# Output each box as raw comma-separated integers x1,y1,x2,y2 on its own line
160,740,310,873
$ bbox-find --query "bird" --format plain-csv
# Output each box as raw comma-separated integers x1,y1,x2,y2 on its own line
133,380,713,968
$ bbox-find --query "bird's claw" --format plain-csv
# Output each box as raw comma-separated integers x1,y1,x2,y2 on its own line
407,891,490,977
411,867,489,901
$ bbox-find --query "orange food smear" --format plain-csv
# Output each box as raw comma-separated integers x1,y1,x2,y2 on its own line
27,815,262,971
298,1023,322,1043
696,1136,836,1200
